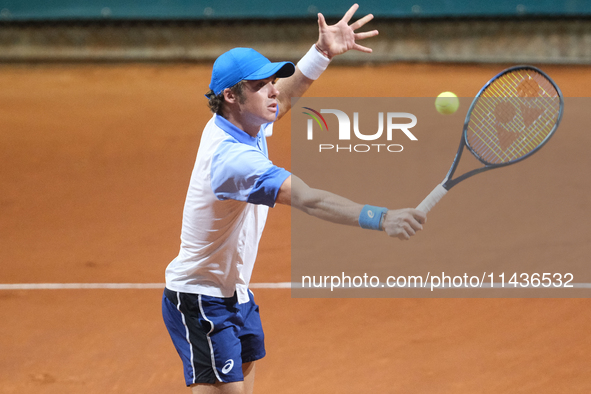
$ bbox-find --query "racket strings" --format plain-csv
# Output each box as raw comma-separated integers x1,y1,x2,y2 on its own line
466,69,560,165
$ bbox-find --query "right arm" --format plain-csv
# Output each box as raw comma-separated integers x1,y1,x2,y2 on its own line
276,175,427,240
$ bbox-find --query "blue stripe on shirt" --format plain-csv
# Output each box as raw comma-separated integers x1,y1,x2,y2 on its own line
211,138,290,207
247,166,291,207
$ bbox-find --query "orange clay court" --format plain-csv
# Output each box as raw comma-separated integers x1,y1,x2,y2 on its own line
0,63,590,393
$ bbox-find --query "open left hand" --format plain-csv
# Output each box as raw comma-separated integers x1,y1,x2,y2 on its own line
316,3,379,59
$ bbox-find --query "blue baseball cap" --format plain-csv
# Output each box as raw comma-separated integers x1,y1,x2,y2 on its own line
209,48,295,95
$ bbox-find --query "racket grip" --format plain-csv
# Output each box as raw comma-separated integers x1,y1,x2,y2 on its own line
416,184,448,213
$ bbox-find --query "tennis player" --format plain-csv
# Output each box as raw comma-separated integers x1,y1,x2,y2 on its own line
162,4,427,393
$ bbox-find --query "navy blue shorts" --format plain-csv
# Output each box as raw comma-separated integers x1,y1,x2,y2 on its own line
162,288,266,386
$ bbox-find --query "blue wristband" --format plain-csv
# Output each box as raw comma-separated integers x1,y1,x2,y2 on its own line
358,205,388,231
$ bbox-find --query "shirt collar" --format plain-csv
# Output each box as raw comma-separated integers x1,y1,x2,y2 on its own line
214,114,260,147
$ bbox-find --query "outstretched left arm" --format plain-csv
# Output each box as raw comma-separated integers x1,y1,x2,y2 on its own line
275,3,379,120
276,175,426,241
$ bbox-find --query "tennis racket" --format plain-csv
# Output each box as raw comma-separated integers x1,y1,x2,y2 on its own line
417,65,564,213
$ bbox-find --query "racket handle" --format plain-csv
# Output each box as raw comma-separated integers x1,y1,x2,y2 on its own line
416,184,448,213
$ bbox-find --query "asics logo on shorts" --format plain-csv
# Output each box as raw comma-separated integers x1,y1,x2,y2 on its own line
222,359,234,374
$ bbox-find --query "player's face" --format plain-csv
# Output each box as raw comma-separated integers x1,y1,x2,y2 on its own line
239,76,279,127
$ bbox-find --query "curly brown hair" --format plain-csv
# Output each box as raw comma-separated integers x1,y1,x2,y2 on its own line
205,81,246,116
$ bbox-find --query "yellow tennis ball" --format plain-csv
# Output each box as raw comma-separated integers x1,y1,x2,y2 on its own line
435,92,459,115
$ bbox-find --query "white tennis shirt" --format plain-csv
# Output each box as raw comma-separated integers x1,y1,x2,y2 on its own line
165,114,291,304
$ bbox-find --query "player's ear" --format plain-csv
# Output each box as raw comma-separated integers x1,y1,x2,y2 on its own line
223,88,238,104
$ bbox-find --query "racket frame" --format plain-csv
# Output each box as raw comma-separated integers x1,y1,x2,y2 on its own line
441,65,564,191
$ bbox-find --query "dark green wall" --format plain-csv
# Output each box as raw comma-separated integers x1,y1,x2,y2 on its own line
0,0,589,21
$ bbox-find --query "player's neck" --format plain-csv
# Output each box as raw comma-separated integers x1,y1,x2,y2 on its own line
221,109,261,138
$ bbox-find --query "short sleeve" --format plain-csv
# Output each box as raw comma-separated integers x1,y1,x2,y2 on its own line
211,139,290,207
